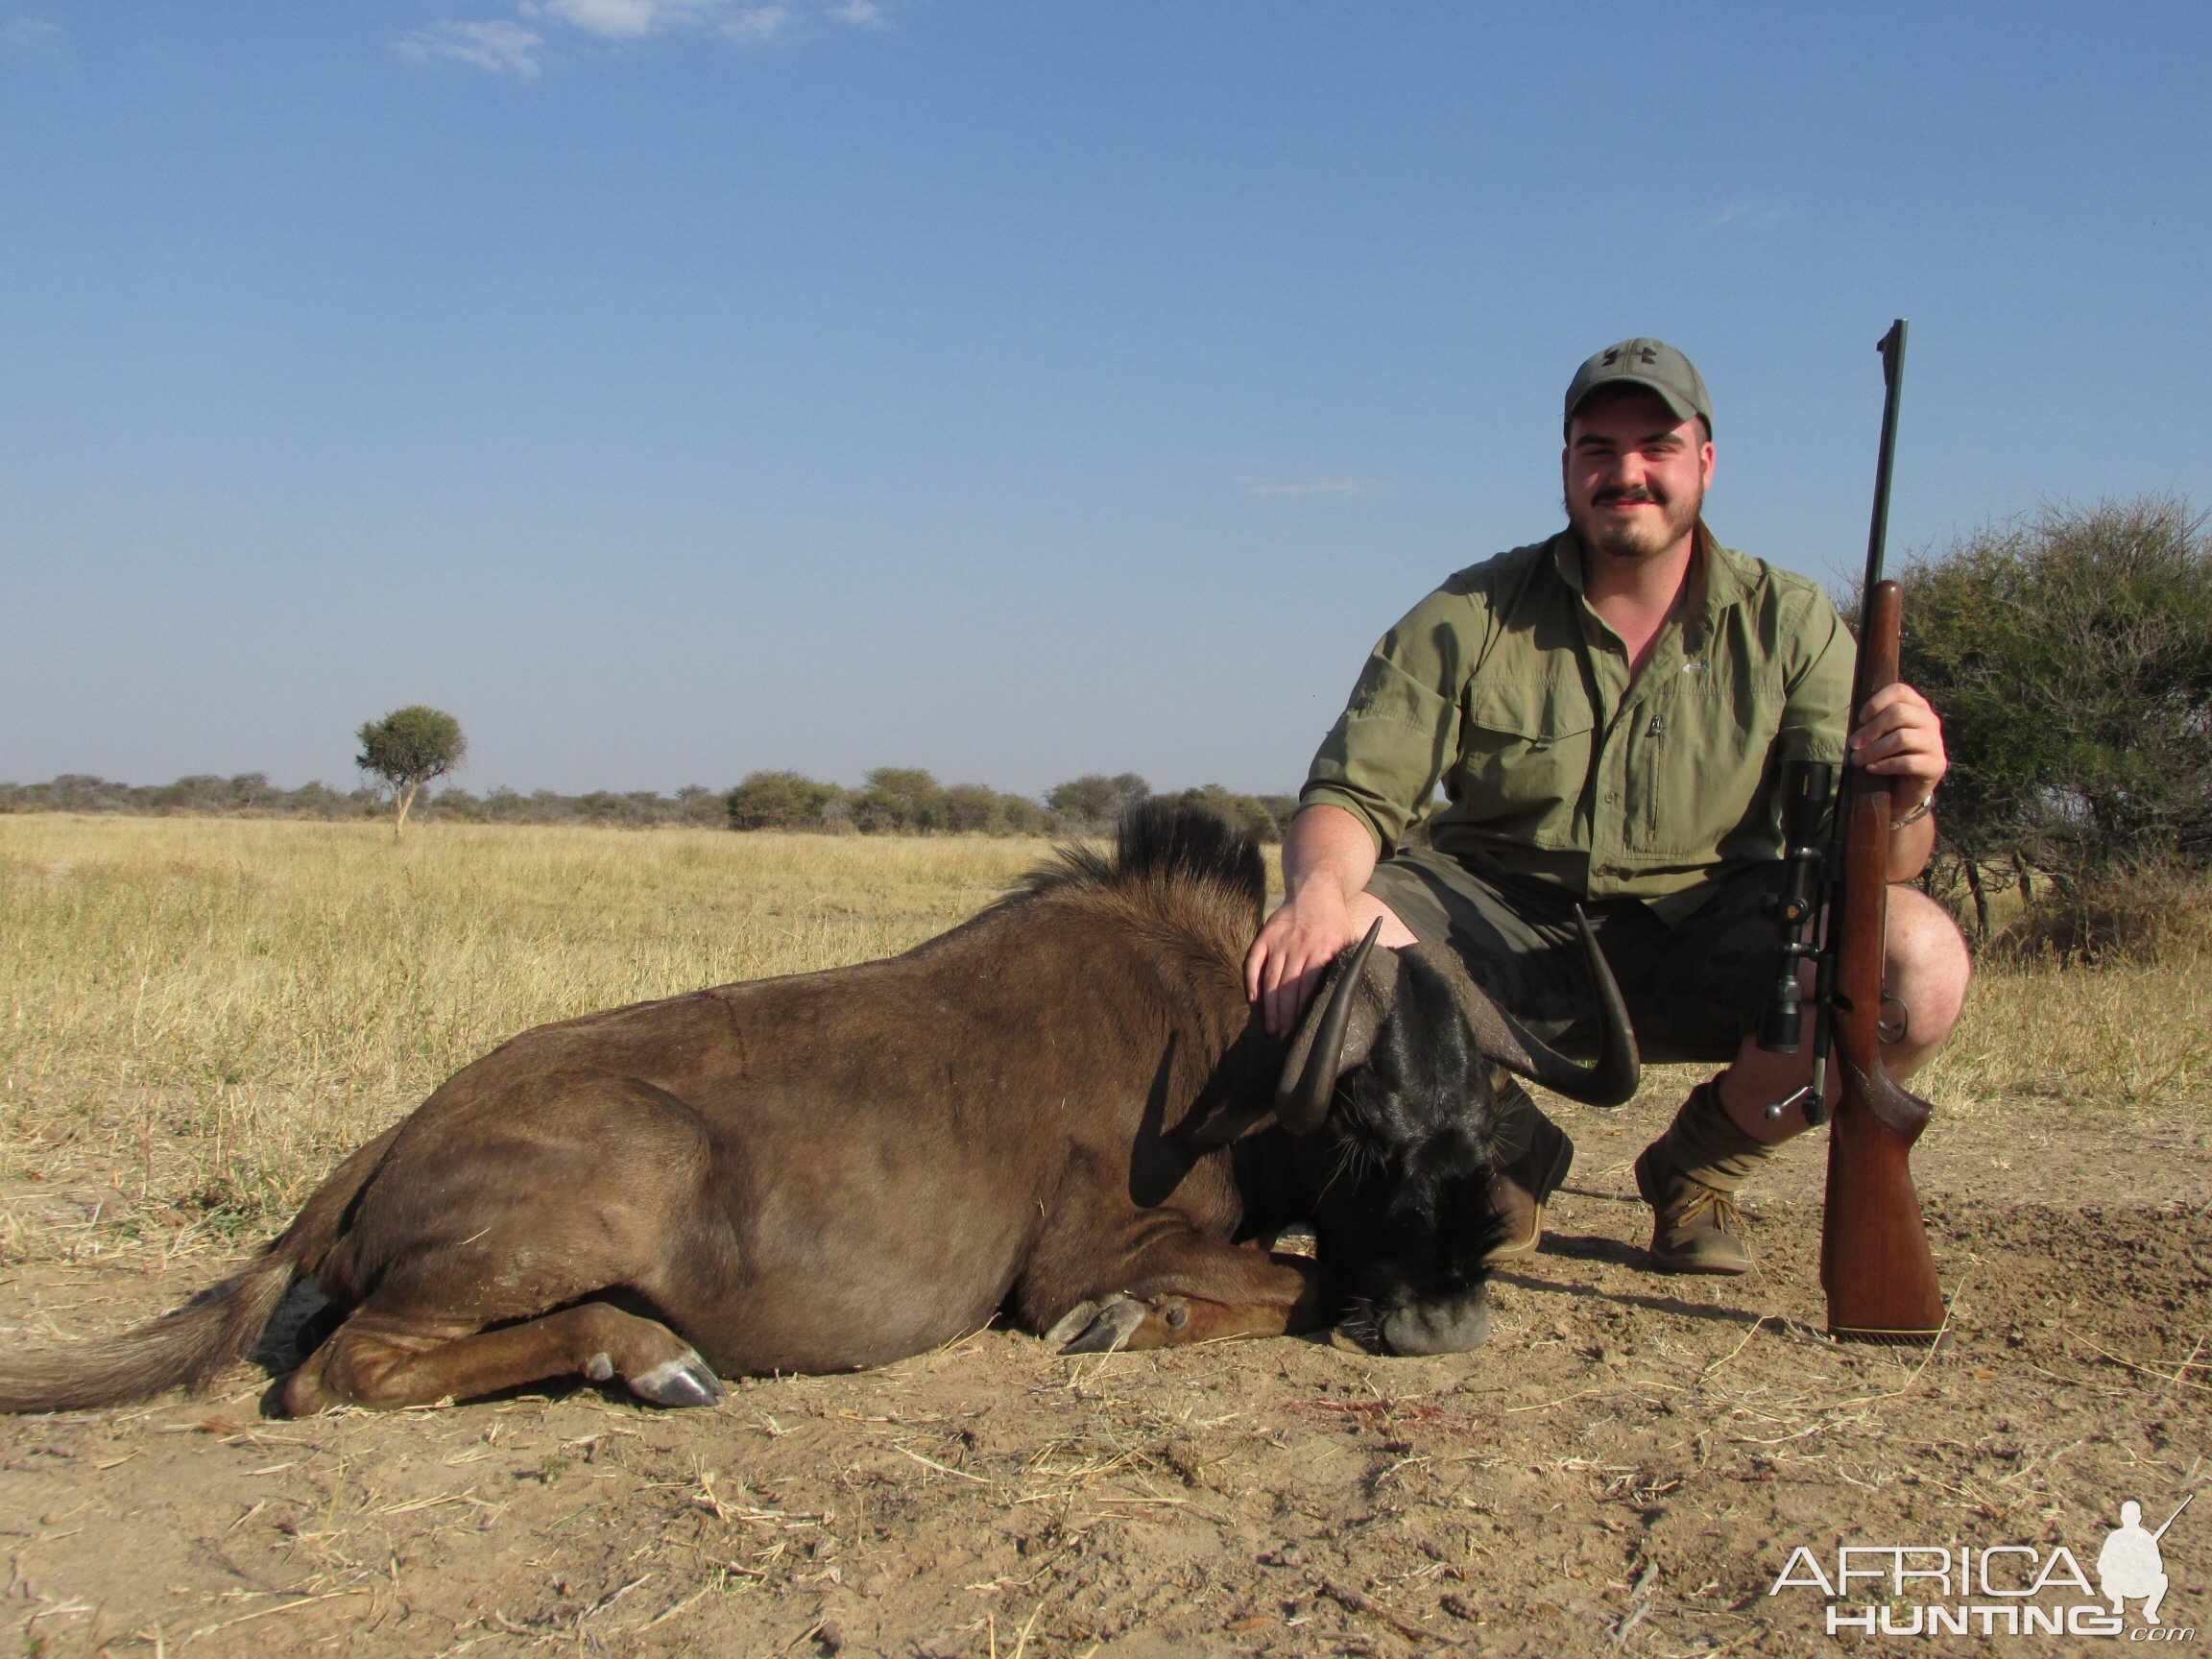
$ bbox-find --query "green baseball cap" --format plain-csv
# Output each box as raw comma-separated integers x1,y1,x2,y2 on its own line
1563,338,1713,437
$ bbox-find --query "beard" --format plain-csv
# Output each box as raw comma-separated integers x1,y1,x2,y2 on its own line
1568,478,1703,563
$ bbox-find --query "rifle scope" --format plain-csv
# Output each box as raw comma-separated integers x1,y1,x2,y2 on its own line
1760,758,1836,1055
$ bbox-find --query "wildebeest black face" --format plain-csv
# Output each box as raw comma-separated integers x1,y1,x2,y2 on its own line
1270,918,1638,1357
1301,950,1510,1356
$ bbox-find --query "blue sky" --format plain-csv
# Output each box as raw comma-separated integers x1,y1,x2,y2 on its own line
4,3,2206,799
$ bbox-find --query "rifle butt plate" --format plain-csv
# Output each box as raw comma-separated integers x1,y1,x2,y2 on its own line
1827,1323,1953,1351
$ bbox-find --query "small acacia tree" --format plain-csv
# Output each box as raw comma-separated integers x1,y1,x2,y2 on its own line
356,706,468,840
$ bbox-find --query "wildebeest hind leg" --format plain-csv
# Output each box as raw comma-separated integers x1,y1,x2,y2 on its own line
1044,1233,1323,1354
283,1301,724,1414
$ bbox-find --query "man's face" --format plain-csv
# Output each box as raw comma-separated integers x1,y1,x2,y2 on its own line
1562,390,1715,564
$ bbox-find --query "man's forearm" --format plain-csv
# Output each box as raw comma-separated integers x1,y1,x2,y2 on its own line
1281,804,1382,906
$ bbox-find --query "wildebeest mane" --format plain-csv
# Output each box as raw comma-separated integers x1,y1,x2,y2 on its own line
1012,801,1267,921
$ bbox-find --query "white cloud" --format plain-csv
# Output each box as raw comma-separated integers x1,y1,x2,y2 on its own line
1703,203,1787,231
397,19,545,78
722,5,792,44
2,16,60,48
1236,475,1389,498
399,0,886,76
536,0,724,39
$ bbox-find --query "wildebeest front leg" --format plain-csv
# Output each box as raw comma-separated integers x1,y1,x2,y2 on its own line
1045,1235,1323,1355
284,1302,725,1414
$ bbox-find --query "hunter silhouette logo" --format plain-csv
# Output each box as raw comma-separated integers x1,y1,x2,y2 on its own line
2102,1495,2191,1627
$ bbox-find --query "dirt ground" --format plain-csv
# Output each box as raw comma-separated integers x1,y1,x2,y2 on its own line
2,1078,2206,1659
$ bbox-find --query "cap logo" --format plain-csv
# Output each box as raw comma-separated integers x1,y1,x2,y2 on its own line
1603,346,1659,368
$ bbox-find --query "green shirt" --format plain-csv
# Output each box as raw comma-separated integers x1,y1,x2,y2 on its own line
1301,527,1854,922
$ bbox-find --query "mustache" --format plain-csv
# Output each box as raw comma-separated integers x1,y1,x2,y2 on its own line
1593,486,1666,507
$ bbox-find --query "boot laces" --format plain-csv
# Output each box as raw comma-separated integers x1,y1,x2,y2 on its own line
1674,1182,1744,1236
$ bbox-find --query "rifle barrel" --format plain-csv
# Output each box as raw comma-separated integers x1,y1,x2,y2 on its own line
1857,320,1909,709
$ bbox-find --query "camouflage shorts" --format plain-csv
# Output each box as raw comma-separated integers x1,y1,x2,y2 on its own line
1364,847,1788,1066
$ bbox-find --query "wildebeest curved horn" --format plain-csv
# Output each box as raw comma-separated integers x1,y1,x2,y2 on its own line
1274,920,1392,1136
1414,906,1638,1107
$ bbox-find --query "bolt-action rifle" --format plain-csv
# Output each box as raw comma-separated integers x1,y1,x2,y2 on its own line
1760,320,1948,1346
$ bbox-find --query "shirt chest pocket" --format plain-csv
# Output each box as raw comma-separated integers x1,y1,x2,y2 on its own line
1452,681,1597,826
1629,677,1787,856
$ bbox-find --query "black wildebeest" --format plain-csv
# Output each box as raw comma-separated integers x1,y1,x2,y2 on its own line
0,804,1633,1415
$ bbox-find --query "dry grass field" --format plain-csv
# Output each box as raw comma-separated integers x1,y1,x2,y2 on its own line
1,818,1043,1256
1,815,2206,1657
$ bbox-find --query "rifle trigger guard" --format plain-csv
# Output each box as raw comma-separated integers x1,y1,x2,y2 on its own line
1878,994,1910,1046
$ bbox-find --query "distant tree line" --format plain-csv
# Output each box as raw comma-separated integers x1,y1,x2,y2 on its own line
2,774,378,819
723,768,1297,841
0,774,729,830
0,768,1301,840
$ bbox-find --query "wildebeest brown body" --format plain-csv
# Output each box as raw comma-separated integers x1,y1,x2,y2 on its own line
0,812,1327,1414
300,852,1283,1395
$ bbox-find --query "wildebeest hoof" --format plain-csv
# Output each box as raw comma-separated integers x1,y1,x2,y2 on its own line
1044,1300,1100,1346
1055,1294,1146,1355
628,1351,726,1407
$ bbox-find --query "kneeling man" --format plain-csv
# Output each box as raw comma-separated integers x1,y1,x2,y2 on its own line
1245,338,1970,1273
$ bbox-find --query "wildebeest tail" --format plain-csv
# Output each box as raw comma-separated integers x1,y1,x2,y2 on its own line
0,1256,300,1413
0,1124,400,1413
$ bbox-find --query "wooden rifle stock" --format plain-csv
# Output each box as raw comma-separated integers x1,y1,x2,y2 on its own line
1820,580,1946,1343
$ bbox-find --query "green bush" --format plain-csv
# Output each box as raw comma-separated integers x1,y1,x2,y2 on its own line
726,771,851,831
1896,495,2212,938
1168,784,1293,844
1045,773,1152,830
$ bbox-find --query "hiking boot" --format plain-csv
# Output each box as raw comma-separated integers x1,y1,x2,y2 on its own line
1633,1078,1775,1276
1633,1146,1752,1274
1485,1085,1575,1264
